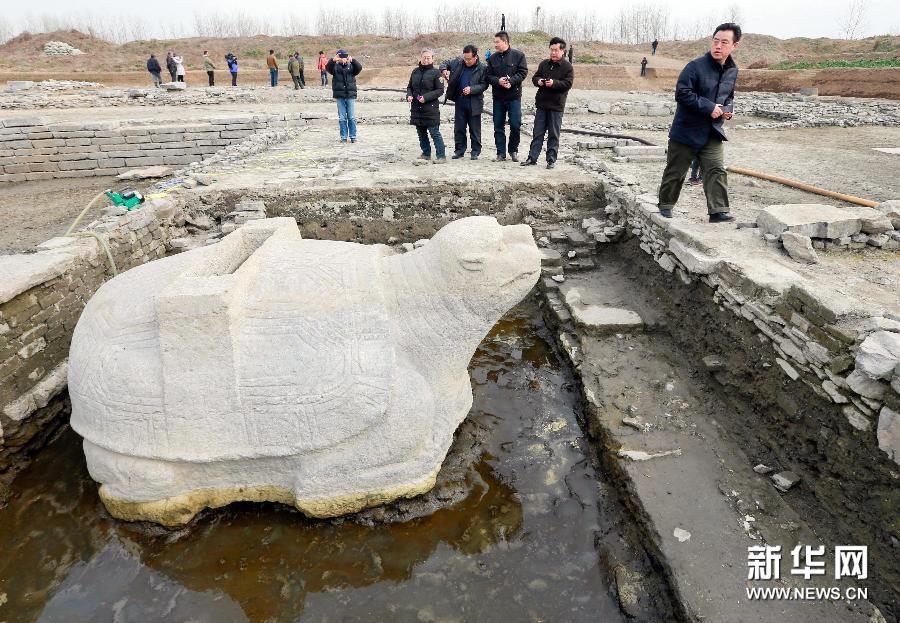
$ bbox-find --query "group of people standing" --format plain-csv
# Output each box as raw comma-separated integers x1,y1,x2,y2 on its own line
146,51,239,86
405,32,574,167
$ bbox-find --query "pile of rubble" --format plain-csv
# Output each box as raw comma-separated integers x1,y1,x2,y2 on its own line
757,202,900,264
42,41,84,55
37,79,102,90
736,91,900,129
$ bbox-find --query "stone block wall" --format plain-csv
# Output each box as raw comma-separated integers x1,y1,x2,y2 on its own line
0,113,308,183
0,200,186,472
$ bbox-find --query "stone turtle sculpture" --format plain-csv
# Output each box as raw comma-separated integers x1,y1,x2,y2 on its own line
69,216,540,525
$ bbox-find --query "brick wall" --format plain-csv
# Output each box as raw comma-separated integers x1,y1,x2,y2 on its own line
0,113,307,183
0,199,186,472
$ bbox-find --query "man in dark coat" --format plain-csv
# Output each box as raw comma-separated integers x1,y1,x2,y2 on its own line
326,50,363,143
407,49,446,163
440,44,488,160
485,31,528,161
658,23,740,223
521,37,574,170
165,52,177,82
147,54,162,87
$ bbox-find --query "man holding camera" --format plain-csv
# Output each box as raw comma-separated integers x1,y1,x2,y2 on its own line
521,37,573,170
657,23,740,223
326,50,363,143
485,31,528,162
440,44,488,160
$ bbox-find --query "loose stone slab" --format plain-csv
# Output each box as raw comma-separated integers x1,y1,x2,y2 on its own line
856,331,900,380
780,231,818,264
116,165,173,180
68,216,541,526
756,203,882,239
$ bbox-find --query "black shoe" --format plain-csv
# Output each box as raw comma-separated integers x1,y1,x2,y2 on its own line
509,152,518,162
520,158,537,166
709,212,734,223
494,155,506,162
546,161,556,169
470,154,479,160
451,153,465,159
659,208,673,218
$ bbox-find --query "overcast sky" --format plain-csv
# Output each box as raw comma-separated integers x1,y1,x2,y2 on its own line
5,0,900,40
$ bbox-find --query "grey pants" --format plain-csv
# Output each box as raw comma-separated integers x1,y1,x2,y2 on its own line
527,107,563,163
658,138,729,215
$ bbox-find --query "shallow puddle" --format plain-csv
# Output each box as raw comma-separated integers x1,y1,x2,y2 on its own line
0,302,628,622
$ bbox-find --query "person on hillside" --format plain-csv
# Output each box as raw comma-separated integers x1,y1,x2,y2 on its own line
641,56,648,77
166,51,177,82
267,50,279,87
521,36,574,170
173,54,185,83
485,31,528,161
407,49,446,163
326,50,363,143
147,54,162,87
657,23,740,223
652,39,659,55
318,51,328,86
203,51,215,86
226,53,238,86
440,44,488,160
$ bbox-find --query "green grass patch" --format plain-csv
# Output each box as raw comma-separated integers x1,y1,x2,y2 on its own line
575,54,600,64
771,58,900,69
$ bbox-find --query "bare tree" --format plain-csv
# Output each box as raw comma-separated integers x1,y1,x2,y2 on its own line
841,0,869,39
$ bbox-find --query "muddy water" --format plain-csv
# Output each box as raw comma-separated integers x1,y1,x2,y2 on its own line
0,302,629,623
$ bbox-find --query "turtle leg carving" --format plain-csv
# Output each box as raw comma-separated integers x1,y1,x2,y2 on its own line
291,363,441,517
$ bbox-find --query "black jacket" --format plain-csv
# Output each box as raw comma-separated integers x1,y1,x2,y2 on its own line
669,52,738,149
406,63,444,127
532,58,574,112
147,57,161,73
439,57,488,115
166,56,176,72
326,58,363,99
485,47,528,101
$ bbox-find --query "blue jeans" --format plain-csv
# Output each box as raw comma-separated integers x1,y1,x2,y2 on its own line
416,125,445,158
270,68,278,86
336,98,357,141
493,98,522,156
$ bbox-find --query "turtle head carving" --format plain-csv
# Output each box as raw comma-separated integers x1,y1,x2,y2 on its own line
426,216,541,317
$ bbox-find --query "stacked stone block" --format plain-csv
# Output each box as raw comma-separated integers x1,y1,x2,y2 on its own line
0,113,307,182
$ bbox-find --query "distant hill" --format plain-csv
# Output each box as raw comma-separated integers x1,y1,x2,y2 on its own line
1,29,897,72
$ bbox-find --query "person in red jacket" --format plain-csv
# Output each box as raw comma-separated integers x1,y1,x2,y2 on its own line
317,51,328,86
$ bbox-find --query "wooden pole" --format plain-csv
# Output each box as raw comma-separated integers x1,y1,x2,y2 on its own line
726,165,878,208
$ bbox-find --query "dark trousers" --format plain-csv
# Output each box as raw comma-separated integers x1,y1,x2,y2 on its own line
176,75,184,82
690,157,702,181
169,69,176,81
640,65,647,77
453,101,481,156
416,125,445,158
299,70,305,87
231,72,237,86
493,98,522,156
207,71,214,86
321,69,328,85
292,75,302,89
527,107,563,163
658,138,729,215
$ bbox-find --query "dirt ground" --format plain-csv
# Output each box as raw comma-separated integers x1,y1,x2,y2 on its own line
0,176,152,254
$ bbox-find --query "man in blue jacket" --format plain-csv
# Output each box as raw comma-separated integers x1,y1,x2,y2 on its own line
658,23,740,223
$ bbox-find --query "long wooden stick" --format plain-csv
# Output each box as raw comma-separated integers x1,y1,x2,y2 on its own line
726,165,878,207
